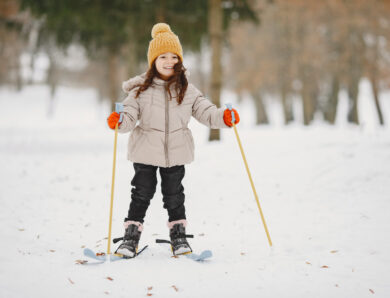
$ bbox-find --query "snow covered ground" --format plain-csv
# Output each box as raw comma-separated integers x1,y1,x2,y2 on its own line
0,84,389,298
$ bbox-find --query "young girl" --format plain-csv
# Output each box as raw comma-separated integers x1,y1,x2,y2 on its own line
107,23,240,258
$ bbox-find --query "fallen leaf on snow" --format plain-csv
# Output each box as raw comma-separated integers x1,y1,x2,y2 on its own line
335,284,339,287
104,291,109,295
68,278,74,284
18,229,25,231
75,260,88,265
96,252,106,256
106,277,114,281
330,250,338,253
198,233,205,236
240,252,246,256
147,294,153,297
49,250,55,253
305,261,312,265
147,287,153,291
172,285,179,292
369,289,375,294
321,265,329,268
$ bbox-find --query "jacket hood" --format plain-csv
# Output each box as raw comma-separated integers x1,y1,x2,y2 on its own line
122,73,146,93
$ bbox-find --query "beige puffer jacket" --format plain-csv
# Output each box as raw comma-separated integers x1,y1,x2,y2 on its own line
118,73,229,167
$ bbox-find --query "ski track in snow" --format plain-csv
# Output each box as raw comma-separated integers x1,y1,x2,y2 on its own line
0,85,390,298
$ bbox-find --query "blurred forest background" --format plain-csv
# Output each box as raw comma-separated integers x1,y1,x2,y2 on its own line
1,0,389,139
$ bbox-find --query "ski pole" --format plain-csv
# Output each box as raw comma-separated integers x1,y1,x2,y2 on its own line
225,104,273,247
107,103,124,255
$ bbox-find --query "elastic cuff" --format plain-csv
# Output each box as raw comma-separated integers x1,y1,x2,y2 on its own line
167,219,187,229
124,220,143,232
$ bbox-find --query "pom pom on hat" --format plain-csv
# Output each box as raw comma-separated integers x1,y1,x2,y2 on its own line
147,23,183,67
151,23,172,38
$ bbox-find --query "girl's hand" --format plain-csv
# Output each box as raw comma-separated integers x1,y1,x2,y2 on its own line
223,108,240,127
107,112,122,129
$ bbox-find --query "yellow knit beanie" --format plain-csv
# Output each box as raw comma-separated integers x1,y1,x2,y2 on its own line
147,23,183,67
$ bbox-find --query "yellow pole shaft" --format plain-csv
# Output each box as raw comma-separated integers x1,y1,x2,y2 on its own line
232,123,273,247
107,123,118,255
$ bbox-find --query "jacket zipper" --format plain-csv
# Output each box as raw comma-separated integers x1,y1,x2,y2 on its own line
164,87,170,167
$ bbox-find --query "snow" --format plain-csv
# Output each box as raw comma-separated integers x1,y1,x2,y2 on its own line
0,83,390,298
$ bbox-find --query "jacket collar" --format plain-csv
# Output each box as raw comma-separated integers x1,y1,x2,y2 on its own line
152,76,167,86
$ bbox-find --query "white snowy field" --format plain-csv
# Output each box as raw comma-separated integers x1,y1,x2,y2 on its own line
0,84,390,298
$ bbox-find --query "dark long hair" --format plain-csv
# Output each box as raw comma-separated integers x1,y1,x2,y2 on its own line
135,59,188,104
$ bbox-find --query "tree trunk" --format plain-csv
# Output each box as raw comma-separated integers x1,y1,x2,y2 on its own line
368,34,385,126
15,47,22,91
301,78,314,125
346,30,363,125
347,77,359,124
156,0,166,22
325,75,339,124
46,49,58,118
370,75,384,125
251,91,269,124
281,83,293,124
108,50,120,111
28,19,42,85
208,0,222,141
346,57,361,125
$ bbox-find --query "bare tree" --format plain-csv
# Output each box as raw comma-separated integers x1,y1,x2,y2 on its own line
208,0,223,140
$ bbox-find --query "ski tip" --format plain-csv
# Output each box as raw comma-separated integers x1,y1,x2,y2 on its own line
185,250,213,262
83,248,94,255
201,250,212,258
83,248,107,261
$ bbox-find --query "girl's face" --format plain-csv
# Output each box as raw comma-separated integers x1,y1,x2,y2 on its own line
155,52,179,79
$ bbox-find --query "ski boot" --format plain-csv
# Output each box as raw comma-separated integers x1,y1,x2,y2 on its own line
116,221,142,258
169,222,193,256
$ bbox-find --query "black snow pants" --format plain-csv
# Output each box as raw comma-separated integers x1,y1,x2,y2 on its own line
125,162,186,223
